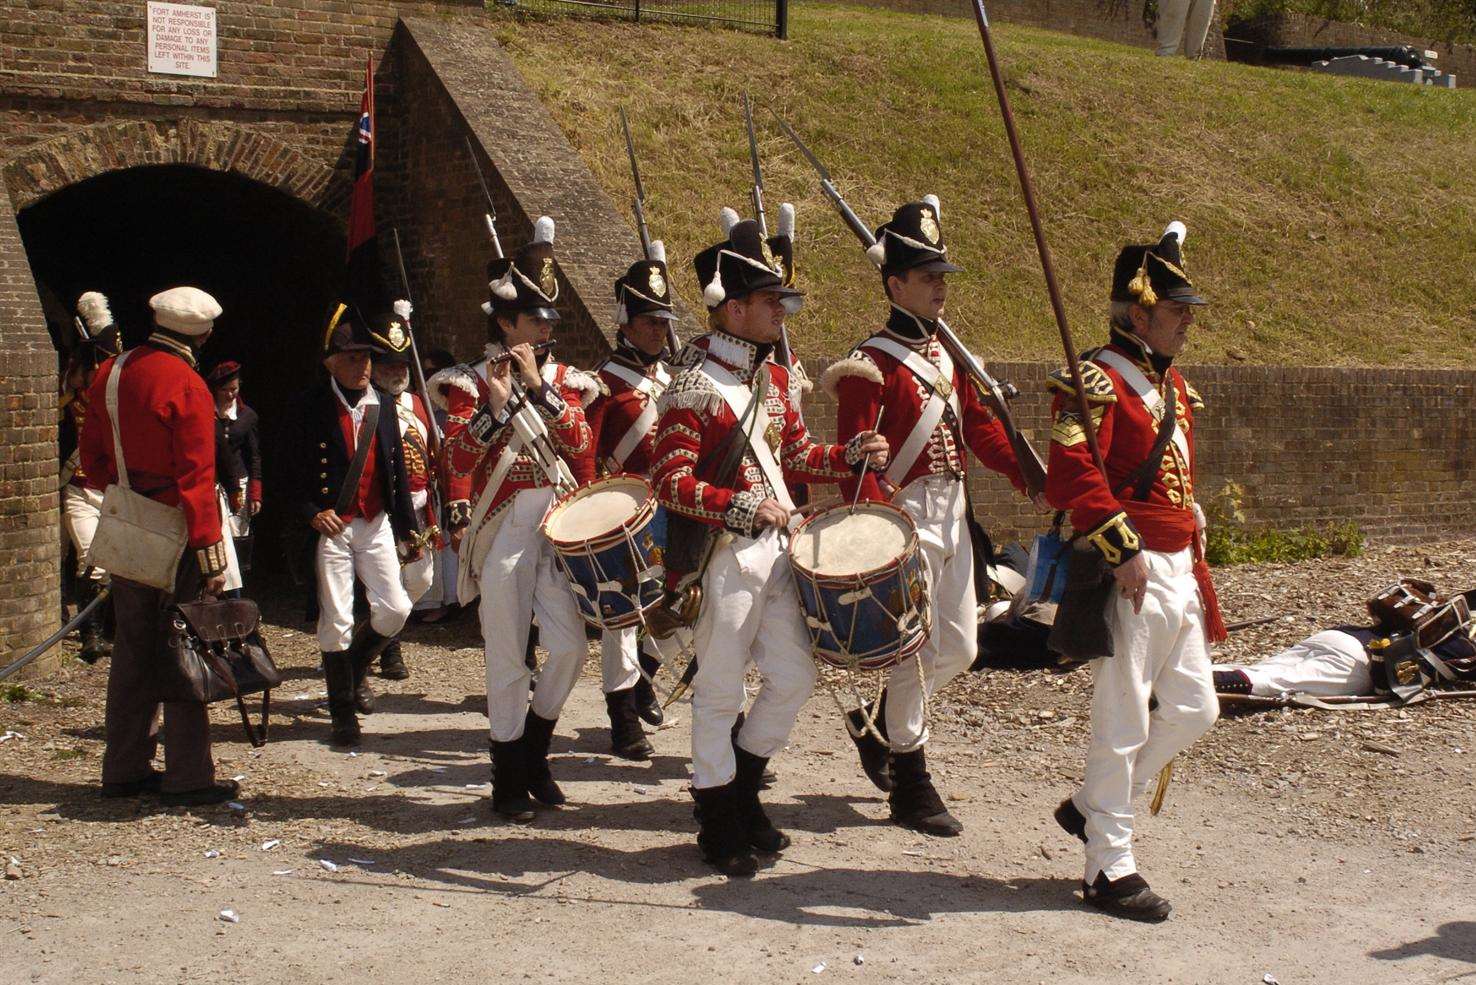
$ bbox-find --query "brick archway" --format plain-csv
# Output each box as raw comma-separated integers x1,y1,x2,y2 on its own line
3,118,344,214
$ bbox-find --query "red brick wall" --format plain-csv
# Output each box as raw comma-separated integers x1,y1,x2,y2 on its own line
802,358,1476,546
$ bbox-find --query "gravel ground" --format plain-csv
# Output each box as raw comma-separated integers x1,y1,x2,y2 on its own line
1,539,1472,984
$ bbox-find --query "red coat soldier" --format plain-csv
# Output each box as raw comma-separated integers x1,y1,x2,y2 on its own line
821,197,1037,836
79,286,237,806
1046,221,1226,922
585,245,679,759
434,216,602,822
652,213,887,877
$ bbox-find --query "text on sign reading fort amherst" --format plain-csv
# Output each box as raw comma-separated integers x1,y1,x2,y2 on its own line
146,2,218,79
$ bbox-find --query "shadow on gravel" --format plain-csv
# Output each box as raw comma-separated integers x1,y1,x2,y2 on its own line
313,834,1080,925
1369,921,1476,965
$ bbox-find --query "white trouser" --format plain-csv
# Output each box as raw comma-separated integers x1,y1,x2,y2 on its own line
1074,547,1219,882
691,527,817,789
600,626,678,693
479,486,589,742
885,475,976,752
1230,630,1371,697
62,484,105,579
315,512,413,651
1155,0,1216,56
414,545,460,610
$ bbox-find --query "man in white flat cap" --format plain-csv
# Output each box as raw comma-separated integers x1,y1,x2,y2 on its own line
80,285,242,807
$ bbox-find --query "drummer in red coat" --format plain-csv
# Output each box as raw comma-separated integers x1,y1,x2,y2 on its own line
79,286,237,806
821,198,1042,837
434,217,603,823
1046,221,1226,922
585,246,679,761
652,213,888,877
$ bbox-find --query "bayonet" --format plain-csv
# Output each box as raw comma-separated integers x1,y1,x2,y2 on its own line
464,133,505,259
619,107,681,355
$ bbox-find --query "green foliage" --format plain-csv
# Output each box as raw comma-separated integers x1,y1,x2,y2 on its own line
1203,481,1364,565
0,683,81,707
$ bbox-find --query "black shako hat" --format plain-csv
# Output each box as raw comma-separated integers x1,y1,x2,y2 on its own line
74,291,122,363
1111,221,1207,307
694,210,801,309
322,304,385,357
867,196,963,275
369,309,414,364
484,215,562,323
614,241,676,325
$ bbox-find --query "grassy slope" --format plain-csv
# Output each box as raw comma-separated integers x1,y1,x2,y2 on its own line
487,4,1476,367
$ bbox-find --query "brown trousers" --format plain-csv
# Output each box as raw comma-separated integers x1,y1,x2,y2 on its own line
101,558,216,793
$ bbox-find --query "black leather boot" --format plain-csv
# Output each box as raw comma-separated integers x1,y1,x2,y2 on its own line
344,624,394,715
488,737,536,823
522,709,566,806
732,712,776,788
634,649,664,726
322,650,361,746
378,638,409,680
1082,871,1172,922
605,688,655,761
733,742,789,853
888,747,962,837
846,691,894,793
75,579,111,665
691,783,759,878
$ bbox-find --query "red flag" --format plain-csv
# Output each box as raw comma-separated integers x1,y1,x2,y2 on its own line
345,57,384,311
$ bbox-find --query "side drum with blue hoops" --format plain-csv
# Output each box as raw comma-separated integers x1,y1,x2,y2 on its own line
787,501,930,673
542,475,666,630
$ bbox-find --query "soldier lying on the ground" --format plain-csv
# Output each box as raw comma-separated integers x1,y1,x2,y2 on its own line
1215,580,1476,701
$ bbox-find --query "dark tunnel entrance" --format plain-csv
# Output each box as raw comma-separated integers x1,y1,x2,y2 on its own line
17,162,347,582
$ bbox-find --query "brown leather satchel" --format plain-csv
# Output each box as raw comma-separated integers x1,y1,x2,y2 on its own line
160,599,282,747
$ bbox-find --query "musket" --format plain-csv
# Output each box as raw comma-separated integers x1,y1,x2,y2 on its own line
744,93,800,379
967,0,1106,479
464,133,505,259
772,114,1048,497
0,586,111,681
620,107,684,357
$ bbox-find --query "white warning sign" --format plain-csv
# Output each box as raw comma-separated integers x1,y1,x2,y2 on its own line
147,2,218,79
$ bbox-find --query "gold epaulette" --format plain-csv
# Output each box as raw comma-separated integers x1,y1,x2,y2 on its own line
1184,380,1205,411
1046,361,1116,404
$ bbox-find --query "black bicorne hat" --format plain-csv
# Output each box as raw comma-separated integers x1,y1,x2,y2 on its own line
694,210,801,309
1111,222,1207,307
484,215,562,323
868,196,962,275
322,304,384,357
614,241,676,324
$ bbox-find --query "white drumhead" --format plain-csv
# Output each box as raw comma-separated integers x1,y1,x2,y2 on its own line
546,478,647,543
791,505,910,577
